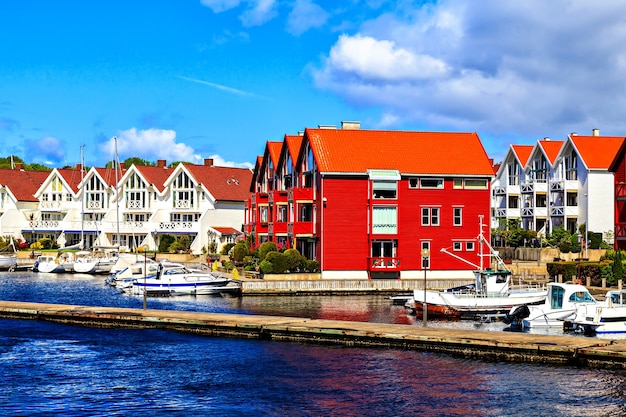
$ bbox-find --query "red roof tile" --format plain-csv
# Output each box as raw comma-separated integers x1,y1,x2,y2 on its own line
132,165,173,192
267,142,282,168
285,135,303,167
56,167,85,193
211,226,241,235
184,165,253,201
94,167,128,187
0,169,49,202
570,136,626,169
304,129,494,176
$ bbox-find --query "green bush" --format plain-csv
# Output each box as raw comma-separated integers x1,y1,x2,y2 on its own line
38,237,56,250
284,249,305,272
158,234,175,253
265,251,288,273
231,242,249,265
259,259,273,274
168,235,191,253
547,262,578,281
221,242,235,256
257,241,277,262
304,259,320,272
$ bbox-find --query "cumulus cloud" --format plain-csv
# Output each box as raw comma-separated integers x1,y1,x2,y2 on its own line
100,128,201,164
286,0,329,36
206,154,254,169
311,0,626,140
25,136,66,166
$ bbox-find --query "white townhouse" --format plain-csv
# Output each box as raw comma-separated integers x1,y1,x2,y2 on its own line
492,130,624,243
0,159,252,255
0,165,49,242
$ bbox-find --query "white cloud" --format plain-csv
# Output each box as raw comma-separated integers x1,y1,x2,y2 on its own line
286,0,329,36
201,0,278,27
101,128,201,164
312,0,626,140
206,154,254,169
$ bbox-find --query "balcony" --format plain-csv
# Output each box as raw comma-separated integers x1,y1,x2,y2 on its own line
521,183,534,193
39,201,62,211
86,201,102,210
493,186,506,196
174,200,192,209
126,201,145,210
616,223,626,240
617,183,626,200
494,208,507,217
521,207,534,217
288,187,313,203
369,257,401,272
288,221,313,236
158,222,195,232
268,190,288,205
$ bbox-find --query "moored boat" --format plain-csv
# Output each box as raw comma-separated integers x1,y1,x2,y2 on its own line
504,282,597,328
569,289,626,335
128,261,240,296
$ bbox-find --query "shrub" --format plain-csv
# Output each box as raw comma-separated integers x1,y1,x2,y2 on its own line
304,259,320,272
221,243,235,256
259,259,273,274
265,251,289,273
284,249,305,272
38,237,56,250
168,235,191,253
158,234,175,253
231,242,249,265
257,241,277,262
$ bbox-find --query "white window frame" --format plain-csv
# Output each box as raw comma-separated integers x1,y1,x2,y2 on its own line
421,207,440,226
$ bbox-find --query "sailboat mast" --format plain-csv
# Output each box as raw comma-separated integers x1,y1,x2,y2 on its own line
80,145,85,249
114,137,120,245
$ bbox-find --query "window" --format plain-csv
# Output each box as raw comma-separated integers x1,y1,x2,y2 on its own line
453,242,462,251
277,205,287,222
259,206,268,223
372,206,397,234
420,178,444,189
421,207,440,226
508,195,519,209
453,178,463,189
464,179,488,189
508,161,520,186
536,194,547,208
453,207,462,226
566,192,578,206
409,178,419,188
421,241,430,269
373,181,397,199
466,241,475,251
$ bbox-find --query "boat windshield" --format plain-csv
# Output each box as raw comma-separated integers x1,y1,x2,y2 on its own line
569,291,594,303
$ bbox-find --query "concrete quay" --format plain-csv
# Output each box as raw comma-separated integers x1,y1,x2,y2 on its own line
1,300,626,370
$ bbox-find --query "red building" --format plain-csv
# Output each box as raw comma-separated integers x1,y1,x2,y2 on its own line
246,122,495,279
609,138,626,250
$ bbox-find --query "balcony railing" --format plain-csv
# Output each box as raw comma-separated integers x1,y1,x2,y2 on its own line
174,200,191,209
39,201,62,210
521,183,534,193
87,201,102,210
288,187,313,202
158,222,194,231
617,183,626,200
493,187,506,196
127,201,145,209
369,257,401,271
521,207,534,217
616,223,626,240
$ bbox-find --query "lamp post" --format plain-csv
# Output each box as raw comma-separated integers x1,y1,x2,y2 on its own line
421,248,430,327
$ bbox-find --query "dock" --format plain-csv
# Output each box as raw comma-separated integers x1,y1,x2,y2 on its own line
1,301,626,370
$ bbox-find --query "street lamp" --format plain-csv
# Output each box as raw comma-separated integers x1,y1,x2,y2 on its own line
421,248,430,327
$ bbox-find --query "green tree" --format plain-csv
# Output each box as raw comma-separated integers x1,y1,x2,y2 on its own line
231,242,249,265
284,248,305,272
158,234,176,253
124,157,155,167
614,250,624,283
265,251,288,273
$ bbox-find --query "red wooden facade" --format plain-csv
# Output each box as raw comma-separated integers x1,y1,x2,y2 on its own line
246,124,495,278
609,139,626,250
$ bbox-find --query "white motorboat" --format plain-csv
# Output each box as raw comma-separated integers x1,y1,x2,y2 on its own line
129,262,240,296
33,254,73,273
109,259,159,291
413,218,547,319
73,249,118,274
504,282,597,328
0,237,18,270
570,290,626,335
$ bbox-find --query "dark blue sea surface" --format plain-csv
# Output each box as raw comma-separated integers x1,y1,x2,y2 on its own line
0,272,625,416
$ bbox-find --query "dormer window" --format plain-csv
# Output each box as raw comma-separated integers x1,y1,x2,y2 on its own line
369,170,400,199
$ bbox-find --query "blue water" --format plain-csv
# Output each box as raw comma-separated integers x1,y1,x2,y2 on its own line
0,272,625,416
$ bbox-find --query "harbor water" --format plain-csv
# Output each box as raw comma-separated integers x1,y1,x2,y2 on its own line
1,271,625,416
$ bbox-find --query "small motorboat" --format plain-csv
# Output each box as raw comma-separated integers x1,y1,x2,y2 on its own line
129,261,240,296
570,289,626,335
504,282,597,328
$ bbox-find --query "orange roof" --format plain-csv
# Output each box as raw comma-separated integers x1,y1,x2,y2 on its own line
304,129,494,176
0,168,49,202
571,135,626,169
267,142,282,168
538,140,564,164
511,145,534,167
185,165,253,201
285,135,303,166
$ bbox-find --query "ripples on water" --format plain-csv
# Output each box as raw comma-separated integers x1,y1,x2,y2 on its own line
0,272,625,416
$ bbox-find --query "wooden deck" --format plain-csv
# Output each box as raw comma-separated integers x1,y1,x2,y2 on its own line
1,300,625,369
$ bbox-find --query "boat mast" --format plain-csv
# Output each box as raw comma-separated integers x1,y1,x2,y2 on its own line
114,137,120,246
80,145,85,250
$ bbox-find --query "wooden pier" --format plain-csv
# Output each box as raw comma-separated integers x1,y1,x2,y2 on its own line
1,300,626,369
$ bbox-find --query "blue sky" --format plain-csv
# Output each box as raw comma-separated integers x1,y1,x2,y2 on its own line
3,1,626,169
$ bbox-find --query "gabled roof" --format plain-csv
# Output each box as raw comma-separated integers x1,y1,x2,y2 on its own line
93,166,128,188
510,145,534,167
569,135,625,170
537,139,564,164
56,167,84,193
267,142,282,168
184,164,253,201
210,226,241,235
250,156,263,192
0,169,49,202
303,129,494,176
131,165,173,193
285,134,303,166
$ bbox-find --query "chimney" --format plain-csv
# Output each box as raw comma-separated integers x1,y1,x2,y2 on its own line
76,163,83,171
570,132,578,136
204,158,213,167
157,159,166,168
15,163,23,170
119,162,126,170
592,128,600,136
341,121,361,130
318,124,337,129
543,137,550,141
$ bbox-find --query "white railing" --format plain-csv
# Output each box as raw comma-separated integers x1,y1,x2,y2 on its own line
127,201,144,209
158,222,194,231
175,200,191,209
